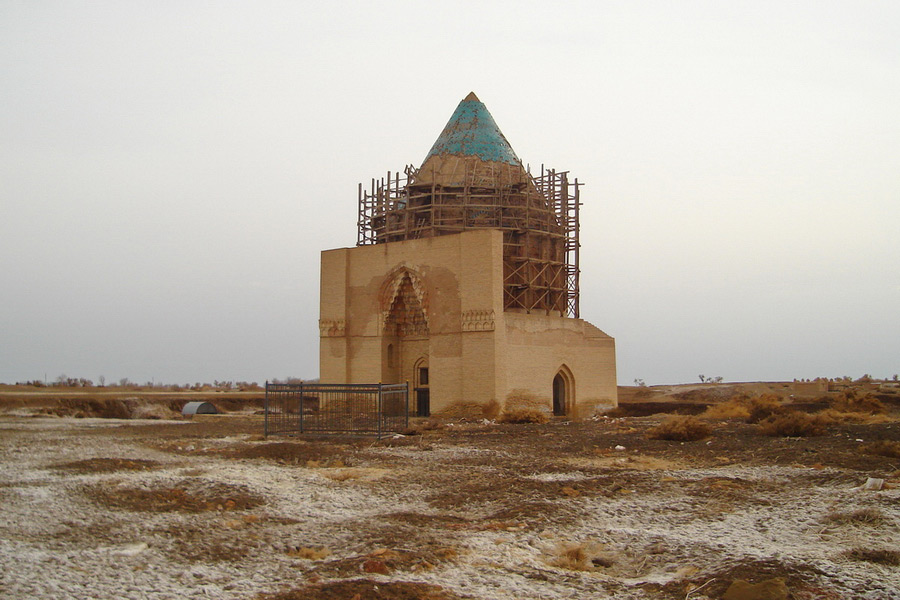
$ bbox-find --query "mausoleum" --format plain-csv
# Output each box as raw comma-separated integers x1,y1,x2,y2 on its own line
319,93,617,417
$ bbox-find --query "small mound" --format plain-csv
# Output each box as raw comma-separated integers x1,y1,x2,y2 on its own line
53,458,160,473
230,442,351,467
260,579,466,600
41,398,179,420
85,480,264,513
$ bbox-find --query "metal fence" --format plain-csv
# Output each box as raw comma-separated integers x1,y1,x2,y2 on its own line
264,382,408,437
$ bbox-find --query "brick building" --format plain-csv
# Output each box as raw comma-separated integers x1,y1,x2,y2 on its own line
319,93,616,417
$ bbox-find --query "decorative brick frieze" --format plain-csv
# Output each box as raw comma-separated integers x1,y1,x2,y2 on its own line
319,319,346,337
462,310,495,332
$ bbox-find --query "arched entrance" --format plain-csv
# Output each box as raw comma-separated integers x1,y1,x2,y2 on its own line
552,366,574,416
414,356,430,417
380,268,429,385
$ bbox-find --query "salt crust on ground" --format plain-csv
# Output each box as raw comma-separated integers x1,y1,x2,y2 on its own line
1,417,899,599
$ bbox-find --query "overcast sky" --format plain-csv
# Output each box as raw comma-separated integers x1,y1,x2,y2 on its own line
2,1,898,386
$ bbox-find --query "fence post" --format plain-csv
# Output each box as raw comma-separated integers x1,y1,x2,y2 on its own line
264,380,269,437
298,380,304,434
377,382,383,438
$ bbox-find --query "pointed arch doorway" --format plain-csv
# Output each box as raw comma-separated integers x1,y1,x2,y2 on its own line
552,367,574,416
414,356,430,417
380,268,430,408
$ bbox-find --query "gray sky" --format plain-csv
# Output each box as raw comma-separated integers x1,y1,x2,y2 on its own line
2,1,898,386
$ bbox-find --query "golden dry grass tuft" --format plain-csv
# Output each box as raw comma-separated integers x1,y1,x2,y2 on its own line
701,399,751,420
816,408,895,425
831,389,886,414
498,409,550,424
482,399,501,419
647,415,711,441
700,393,785,423
745,394,785,423
758,411,834,437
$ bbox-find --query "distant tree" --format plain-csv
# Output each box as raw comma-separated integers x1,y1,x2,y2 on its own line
98,375,105,387
633,378,646,387
118,377,130,387
699,375,706,383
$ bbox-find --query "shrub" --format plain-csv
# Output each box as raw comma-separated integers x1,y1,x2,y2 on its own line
701,394,785,423
482,399,501,419
745,394,784,423
647,415,711,441
832,389,886,414
816,408,893,425
700,397,751,420
758,411,833,437
498,409,549,424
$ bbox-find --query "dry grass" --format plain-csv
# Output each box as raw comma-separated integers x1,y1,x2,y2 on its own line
831,389,886,414
230,442,350,467
286,546,330,560
548,541,614,571
567,455,684,471
701,399,751,420
52,457,160,473
745,394,785,423
758,411,833,437
862,440,900,459
259,579,466,600
41,398,180,420
86,481,264,513
841,547,900,566
647,415,711,441
824,507,887,526
816,408,896,425
402,419,444,436
482,398,501,419
700,393,784,423
498,409,550,424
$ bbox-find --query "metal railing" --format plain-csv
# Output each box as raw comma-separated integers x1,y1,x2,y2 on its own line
264,382,408,437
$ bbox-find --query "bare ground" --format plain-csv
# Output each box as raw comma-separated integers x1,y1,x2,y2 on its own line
1,385,899,599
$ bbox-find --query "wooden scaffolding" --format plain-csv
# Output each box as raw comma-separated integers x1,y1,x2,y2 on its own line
357,163,581,317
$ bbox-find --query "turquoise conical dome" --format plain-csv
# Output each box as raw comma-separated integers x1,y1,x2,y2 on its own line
422,92,521,166
414,93,529,188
